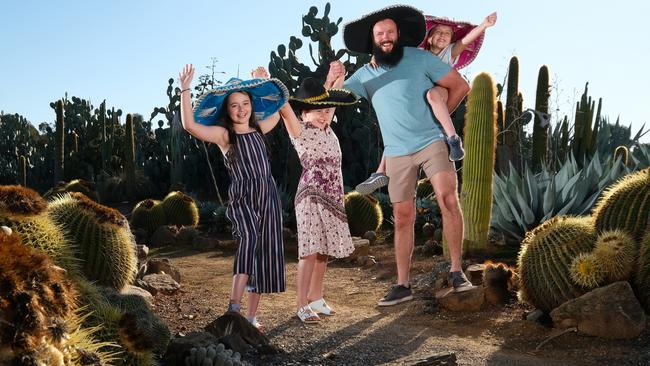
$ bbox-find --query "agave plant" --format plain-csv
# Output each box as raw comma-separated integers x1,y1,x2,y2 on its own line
492,153,628,240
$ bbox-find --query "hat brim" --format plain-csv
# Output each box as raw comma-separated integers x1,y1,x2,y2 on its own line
289,89,360,110
343,5,426,54
420,16,485,69
193,78,289,126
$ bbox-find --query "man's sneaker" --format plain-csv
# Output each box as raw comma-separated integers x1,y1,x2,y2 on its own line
355,172,389,195
377,284,413,306
227,302,241,313
447,135,465,162
448,271,477,293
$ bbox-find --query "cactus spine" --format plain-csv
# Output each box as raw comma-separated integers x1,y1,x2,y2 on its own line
48,192,137,291
54,99,65,185
344,191,383,236
517,216,596,313
592,168,650,241
460,72,497,254
125,113,136,201
569,253,603,289
531,65,550,171
593,230,637,283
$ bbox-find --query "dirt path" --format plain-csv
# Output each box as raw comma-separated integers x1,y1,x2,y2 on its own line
151,245,648,365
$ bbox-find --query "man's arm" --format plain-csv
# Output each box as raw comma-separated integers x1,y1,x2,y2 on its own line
436,68,470,113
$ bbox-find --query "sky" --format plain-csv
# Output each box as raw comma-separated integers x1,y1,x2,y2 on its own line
1,1,649,141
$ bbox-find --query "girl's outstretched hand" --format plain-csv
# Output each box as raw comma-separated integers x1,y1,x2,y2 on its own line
483,12,497,28
251,66,269,79
179,64,195,90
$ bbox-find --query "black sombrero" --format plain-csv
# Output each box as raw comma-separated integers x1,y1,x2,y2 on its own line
289,78,359,110
343,4,426,54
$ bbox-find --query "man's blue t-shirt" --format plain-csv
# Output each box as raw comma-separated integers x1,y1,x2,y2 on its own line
344,47,452,157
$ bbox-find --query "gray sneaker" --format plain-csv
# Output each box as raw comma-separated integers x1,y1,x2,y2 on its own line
377,284,413,306
227,302,241,313
355,172,389,195
447,135,465,161
448,271,476,293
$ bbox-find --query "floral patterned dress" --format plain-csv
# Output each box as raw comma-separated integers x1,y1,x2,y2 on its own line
290,121,354,258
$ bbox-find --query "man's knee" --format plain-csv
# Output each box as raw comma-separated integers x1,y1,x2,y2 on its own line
393,202,416,229
438,191,461,214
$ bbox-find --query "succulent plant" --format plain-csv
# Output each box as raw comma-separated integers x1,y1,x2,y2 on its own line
344,191,383,236
161,191,200,227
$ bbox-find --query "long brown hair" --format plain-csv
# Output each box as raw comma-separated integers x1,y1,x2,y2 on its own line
220,91,270,164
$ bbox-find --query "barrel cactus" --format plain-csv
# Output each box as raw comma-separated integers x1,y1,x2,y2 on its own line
634,232,650,313
0,185,77,272
131,199,167,234
517,216,597,312
48,192,137,291
45,179,99,202
593,230,637,283
161,191,200,227
592,167,650,241
460,72,497,254
344,191,383,236
185,343,243,366
416,178,433,199
569,253,604,289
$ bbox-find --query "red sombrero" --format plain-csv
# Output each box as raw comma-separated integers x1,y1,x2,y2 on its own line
420,15,485,70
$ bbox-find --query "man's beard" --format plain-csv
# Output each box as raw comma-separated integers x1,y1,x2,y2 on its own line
372,39,404,67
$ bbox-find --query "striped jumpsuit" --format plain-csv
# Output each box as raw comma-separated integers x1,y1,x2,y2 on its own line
223,131,285,293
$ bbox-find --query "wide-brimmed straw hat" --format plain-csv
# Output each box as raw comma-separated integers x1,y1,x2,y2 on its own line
289,78,359,111
420,16,485,69
343,4,426,54
193,77,289,126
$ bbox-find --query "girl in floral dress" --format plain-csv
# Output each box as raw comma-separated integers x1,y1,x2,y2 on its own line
279,77,359,323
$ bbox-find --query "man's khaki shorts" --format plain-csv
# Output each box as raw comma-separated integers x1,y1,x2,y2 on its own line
385,140,454,203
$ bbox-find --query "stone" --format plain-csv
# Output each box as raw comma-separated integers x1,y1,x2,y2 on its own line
433,228,443,243
163,331,219,366
192,236,218,251
136,244,149,261
362,231,377,245
132,228,149,245
550,281,646,339
176,226,199,246
205,312,282,355
119,285,154,305
137,273,180,296
436,286,485,312
421,223,435,238
0,226,12,236
146,258,181,283
149,226,177,247
348,237,370,261
219,239,239,251
464,264,485,286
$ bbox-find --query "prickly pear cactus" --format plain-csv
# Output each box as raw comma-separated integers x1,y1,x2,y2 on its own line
593,230,637,283
592,168,650,241
0,185,78,272
344,191,383,236
162,191,200,227
48,192,137,291
185,343,243,366
131,199,167,234
517,216,596,312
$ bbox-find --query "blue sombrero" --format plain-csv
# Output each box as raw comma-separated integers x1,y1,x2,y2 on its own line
193,77,289,126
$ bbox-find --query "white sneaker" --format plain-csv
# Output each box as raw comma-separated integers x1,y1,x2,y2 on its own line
308,298,335,316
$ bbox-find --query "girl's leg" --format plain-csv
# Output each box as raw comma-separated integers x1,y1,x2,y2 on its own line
307,254,328,302
426,86,455,137
246,292,262,318
376,156,387,174
229,273,249,311
297,254,317,309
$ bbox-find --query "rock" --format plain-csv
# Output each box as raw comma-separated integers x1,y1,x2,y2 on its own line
219,239,239,251
149,226,177,247
433,228,443,243
362,231,377,245
137,273,180,296
409,352,457,366
176,226,199,246
136,244,149,261
119,285,154,305
435,286,485,312
205,312,282,355
146,258,181,283
163,331,219,366
464,264,485,286
362,256,378,269
192,236,218,251
0,226,12,236
550,281,646,339
422,240,442,256
525,309,546,322
348,237,370,261
421,223,435,238
132,228,149,244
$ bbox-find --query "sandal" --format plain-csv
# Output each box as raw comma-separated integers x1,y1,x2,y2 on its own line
297,305,321,324
246,316,265,333
308,298,335,316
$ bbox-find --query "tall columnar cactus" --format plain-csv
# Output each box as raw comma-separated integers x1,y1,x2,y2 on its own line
593,230,637,283
499,56,521,175
0,185,78,272
48,192,137,291
169,111,184,187
531,65,550,171
54,99,65,185
460,72,497,254
517,216,596,313
19,155,27,187
635,232,650,313
592,168,650,241
614,145,629,166
125,113,136,201
161,191,200,227
572,83,596,161
131,199,167,234
344,191,383,236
